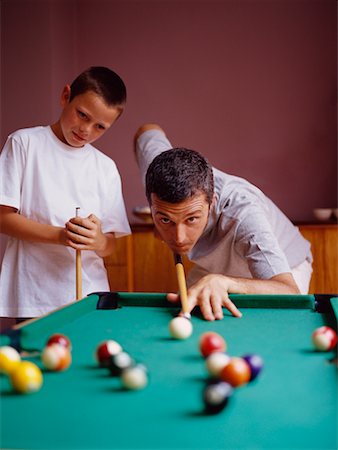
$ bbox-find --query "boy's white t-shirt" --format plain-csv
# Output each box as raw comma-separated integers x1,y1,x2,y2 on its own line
0,126,131,317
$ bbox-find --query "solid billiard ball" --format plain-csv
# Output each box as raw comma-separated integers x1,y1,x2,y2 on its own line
203,379,233,414
10,361,43,394
41,343,72,371
108,351,134,377
0,346,21,375
219,357,251,387
199,332,227,358
242,354,264,381
121,364,148,390
46,333,72,350
205,352,231,377
95,340,122,367
312,326,338,351
169,316,193,340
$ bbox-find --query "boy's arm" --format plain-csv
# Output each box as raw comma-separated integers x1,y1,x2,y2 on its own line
0,205,67,245
0,206,117,257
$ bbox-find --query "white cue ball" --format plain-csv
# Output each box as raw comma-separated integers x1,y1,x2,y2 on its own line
121,365,148,390
169,316,193,340
205,352,231,377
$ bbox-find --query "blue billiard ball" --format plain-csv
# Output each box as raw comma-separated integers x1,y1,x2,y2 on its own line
242,354,264,381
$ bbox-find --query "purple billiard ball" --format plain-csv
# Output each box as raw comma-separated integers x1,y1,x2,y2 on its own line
242,354,264,381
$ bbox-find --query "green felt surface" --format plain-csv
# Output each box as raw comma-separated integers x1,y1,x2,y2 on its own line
0,294,337,450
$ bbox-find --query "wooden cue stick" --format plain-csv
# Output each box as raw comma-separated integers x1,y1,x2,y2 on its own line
75,207,82,300
174,253,190,318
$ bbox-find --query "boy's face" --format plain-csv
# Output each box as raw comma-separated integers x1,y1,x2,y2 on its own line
150,192,211,255
53,85,121,147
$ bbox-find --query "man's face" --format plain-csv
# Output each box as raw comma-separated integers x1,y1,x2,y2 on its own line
150,192,211,255
53,86,121,147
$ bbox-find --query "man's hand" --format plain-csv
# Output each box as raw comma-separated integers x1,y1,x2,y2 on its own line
167,274,242,321
167,271,299,321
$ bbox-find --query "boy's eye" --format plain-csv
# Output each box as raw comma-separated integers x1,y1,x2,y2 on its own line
78,111,87,119
97,124,106,131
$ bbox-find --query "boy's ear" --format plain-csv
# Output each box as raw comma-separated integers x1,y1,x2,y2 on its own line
60,85,71,105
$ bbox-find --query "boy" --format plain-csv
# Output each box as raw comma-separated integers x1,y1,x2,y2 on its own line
134,123,313,321
0,66,131,320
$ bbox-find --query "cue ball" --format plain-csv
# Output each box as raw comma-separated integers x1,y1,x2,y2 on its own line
10,361,43,394
312,326,338,351
169,316,193,340
41,343,72,371
220,357,251,387
203,379,233,414
205,352,231,377
0,346,21,375
95,340,122,367
242,354,264,381
121,364,148,390
199,332,227,358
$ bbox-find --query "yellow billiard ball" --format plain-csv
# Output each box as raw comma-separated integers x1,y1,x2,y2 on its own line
10,361,43,394
0,346,21,374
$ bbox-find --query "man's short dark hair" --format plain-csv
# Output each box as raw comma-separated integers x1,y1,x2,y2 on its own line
146,148,214,205
70,66,126,113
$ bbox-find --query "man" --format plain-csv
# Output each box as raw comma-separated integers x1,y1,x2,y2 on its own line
134,123,312,321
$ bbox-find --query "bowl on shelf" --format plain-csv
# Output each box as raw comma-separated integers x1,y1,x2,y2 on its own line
132,206,153,223
313,208,333,222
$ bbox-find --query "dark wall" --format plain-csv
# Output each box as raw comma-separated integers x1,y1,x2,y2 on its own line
1,0,337,222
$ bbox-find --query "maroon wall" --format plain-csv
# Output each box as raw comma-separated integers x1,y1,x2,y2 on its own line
1,0,337,222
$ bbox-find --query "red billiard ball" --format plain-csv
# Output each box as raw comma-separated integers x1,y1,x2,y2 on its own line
219,357,251,387
95,340,122,367
312,326,337,351
199,332,227,358
46,333,72,350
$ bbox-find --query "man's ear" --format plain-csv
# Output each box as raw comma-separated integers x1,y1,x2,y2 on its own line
60,85,71,106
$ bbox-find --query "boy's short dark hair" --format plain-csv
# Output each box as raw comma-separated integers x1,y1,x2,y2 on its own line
146,148,214,205
70,66,127,113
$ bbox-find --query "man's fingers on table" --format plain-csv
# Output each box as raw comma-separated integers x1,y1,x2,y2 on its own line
222,297,243,318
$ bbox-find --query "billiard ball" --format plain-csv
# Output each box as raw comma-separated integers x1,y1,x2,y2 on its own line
205,351,231,377
312,326,338,351
242,354,264,381
121,364,148,390
46,333,72,350
0,346,21,375
95,340,122,367
10,361,43,394
199,332,227,358
220,357,251,387
41,343,72,371
203,379,233,414
108,351,134,377
169,316,193,340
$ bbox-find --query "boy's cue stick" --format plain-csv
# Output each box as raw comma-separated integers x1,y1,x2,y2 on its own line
75,207,82,300
173,253,191,319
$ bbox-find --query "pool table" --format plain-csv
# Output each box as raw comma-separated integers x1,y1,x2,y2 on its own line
0,293,337,450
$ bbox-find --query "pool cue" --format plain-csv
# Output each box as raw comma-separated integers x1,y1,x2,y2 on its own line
75,207,82,300
173,253,191,319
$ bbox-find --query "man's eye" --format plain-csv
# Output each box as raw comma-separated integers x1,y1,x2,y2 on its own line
160,217,170,224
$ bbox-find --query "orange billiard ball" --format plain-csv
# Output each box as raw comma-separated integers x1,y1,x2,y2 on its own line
219,357,251,387
41,343,72,371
